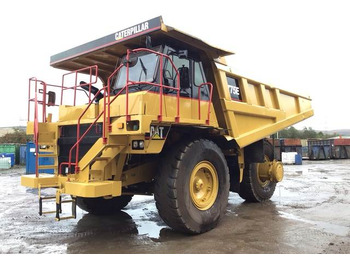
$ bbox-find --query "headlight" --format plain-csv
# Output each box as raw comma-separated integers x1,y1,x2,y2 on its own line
132,140,144,150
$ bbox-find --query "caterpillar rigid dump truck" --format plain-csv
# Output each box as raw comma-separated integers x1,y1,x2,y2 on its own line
21,17,313,234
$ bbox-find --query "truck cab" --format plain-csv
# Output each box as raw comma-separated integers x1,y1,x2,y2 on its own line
111,45,211,100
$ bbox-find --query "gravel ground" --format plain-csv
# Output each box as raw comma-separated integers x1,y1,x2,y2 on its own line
0,160,349,254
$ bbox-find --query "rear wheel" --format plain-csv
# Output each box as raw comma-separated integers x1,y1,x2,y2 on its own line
239,141,277,202
154,139,229,234
76,195,133,215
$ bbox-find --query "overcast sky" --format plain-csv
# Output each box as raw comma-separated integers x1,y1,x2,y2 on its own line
1,0,349,130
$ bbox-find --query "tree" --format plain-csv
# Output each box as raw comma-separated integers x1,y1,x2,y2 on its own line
0,128,32,144
276,127,338,139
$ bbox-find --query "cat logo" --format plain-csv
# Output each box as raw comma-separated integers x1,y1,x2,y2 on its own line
150,125,170,140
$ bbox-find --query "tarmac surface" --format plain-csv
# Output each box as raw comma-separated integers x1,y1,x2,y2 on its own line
0,160,350,254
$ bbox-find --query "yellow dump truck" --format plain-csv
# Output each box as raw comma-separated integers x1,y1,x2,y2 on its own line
22,17,313,234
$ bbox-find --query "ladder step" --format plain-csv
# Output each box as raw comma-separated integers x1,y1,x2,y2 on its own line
39,194,76,221
38,165,57,170
38,154,57,158
38,143,56,146
61,200,75,204
90,170,102,175
42,210,57,215
56,198,76,221
40,196,56,200
56,216,76,221
95,157,110,161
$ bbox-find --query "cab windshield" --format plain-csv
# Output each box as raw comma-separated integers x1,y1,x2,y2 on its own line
113,49,160,90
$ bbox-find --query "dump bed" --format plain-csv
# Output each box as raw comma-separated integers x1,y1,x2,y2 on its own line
215,68,313,148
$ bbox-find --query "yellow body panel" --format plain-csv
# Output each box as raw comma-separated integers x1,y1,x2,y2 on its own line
21,174,61,188
21,174,121,198
216,69,313,148
65,181,121,198
59,104,99,122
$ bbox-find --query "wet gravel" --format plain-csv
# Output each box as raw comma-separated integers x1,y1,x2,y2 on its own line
0,160,349,254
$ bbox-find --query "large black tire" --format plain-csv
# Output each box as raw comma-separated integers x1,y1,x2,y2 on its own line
76,195,133,215
154,139,230,234
239,141,276,202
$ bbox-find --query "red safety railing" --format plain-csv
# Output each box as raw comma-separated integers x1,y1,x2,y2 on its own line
28,65,99,123
28,49,214,176
106,48,181,130
28,78,48,123
28,66,100,176
61,65,99,105
60,48,182,174
28,78,41,177
198,82,214,125
59,86,107,174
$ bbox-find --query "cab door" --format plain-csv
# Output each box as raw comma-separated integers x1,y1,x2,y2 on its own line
163,51,211,121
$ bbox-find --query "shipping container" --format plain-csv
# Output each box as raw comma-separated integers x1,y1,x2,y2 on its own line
281,138,302,146
26,142,54,174
0,144,16,153
302,146,309,159
19,144,26,165
308,138,350,160
267,138,302,161
300,139,308,147
308,139,331,160
0,144,20,164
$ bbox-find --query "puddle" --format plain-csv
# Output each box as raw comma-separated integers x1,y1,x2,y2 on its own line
125,196,166,239
279,211,350,237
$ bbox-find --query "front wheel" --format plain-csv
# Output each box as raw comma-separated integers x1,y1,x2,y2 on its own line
76,195,133,215
154,139,230,234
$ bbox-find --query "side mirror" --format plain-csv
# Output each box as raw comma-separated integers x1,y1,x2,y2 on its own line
179,65,190,89
47,91,56,106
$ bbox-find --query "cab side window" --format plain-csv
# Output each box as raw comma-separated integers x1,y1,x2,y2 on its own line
193,61,209,101
164,54,191,97
164,50,209,100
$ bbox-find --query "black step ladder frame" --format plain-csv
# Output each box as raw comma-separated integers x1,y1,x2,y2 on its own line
38,184,77,221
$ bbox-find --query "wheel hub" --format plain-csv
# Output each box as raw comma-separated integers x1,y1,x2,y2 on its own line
257,157,284,185
189,161,219,210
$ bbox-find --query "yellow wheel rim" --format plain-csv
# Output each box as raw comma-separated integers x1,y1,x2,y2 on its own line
257,156,271,187
189,161,219,210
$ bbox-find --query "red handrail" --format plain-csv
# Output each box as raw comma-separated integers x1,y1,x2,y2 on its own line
68,87,106,173
29,48,214,177
130,48,181,122
107,64,123,130
106,48,181,131
62,48,182,174
198,83,214,125
28,78,48,177
61,65,99,105
28,67,101,176
61,83,133,175
28,78,48,123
